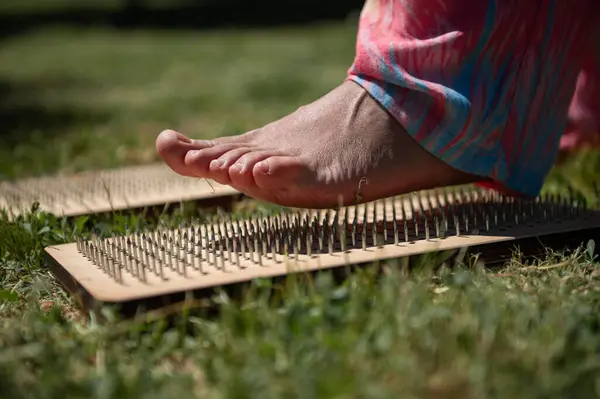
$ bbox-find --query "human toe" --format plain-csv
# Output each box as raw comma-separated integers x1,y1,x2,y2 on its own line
156,129,214,177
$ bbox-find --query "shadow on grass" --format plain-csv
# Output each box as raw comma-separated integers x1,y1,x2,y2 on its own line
0,78,107,148
0,0,364,40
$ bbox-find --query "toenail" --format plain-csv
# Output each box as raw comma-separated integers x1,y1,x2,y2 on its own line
187,150,200,158
230,162,243,174
256,160,270,174
209,160,222,171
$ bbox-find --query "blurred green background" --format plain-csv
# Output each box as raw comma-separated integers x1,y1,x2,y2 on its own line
0,0,362,178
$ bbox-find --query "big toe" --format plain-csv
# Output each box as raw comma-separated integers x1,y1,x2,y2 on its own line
156,129,213,177
253,156,307,191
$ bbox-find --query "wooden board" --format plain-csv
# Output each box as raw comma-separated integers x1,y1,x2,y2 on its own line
44,189,599,307
0,163,241,217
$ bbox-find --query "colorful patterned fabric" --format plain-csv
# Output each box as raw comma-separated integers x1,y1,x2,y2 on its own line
347,0,599,196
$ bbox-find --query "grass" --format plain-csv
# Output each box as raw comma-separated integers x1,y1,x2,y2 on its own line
2,8,600,398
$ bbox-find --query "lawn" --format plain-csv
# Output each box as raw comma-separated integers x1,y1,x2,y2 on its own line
2,6,600,398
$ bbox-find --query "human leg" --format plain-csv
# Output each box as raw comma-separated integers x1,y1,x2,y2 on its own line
350,0,597,196
157,0,597,208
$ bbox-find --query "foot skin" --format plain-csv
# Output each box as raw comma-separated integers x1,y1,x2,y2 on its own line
556,127,600,165
157,81,480,209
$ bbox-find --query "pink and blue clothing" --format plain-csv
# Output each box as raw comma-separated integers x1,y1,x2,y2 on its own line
347,0,600,197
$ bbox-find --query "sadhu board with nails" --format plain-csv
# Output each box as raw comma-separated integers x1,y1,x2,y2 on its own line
44,185,600,315
0,163,242,218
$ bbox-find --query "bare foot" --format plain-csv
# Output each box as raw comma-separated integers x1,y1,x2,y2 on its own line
556,125,600,165
156,81,482,209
